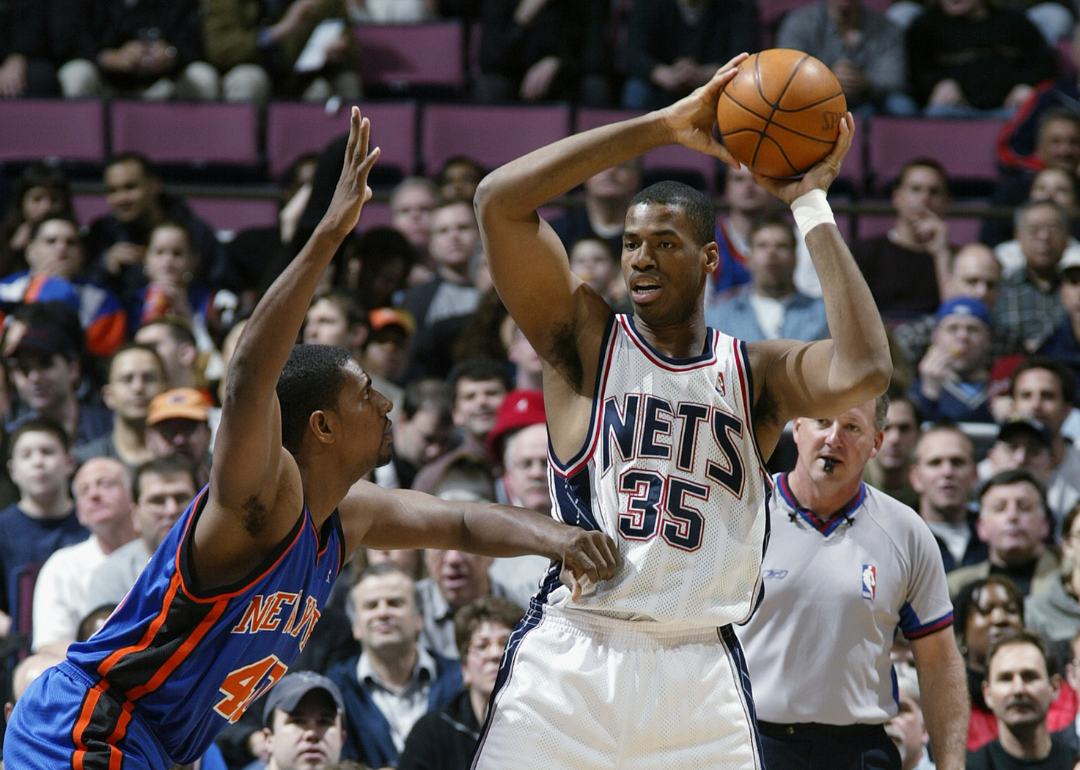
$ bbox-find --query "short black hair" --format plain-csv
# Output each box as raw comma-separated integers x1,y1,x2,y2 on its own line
28,215,81,243
106,152,155,179
133,456,198,502
138,315,198,349
447,357,512,394
108,343,166,383
10,416,70,456
402,378,454,421
1010,356,1076,407
987,628,1055,679
277,344,352,454
978,468,1048,516
628,181,715,247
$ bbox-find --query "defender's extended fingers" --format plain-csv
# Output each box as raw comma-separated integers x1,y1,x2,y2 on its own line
344,106,361,160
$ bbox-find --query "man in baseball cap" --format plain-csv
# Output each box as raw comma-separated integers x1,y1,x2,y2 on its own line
145,388,213,487
262,672,346,770
911,296,996,423
485,389,551,608
984,414,1054,483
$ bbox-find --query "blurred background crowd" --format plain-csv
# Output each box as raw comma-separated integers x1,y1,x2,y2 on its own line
6,0,1080,768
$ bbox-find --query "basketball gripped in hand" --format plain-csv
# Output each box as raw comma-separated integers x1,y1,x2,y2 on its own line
716,49,847,179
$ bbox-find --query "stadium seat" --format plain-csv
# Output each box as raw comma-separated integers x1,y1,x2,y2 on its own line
266,101,417,181
110,101,260,166
0,99,106,164
867,116,1005,196
188,197,280,233
354,22,466,94
577,108,721,192
420,103,572,175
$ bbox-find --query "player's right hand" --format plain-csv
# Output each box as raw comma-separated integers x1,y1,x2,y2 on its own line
658,52,748,168
558,529,620,602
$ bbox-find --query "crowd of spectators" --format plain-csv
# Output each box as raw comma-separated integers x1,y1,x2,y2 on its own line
1,0,1079,113
10,1,1080,769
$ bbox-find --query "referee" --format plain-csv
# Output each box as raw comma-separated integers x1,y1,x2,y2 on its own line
737,396,968,770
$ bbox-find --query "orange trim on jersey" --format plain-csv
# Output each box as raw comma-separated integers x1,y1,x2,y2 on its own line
72,679,122,770
23,274,48,303
124,597,228,700
174,492,310,604
86,311,128,358
105,702,134,770
97,571,184,678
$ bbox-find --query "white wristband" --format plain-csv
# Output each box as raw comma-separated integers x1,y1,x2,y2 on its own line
790,189,835,235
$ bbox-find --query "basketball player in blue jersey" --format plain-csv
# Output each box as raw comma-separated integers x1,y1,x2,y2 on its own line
470,54,893,770
4,110,619,770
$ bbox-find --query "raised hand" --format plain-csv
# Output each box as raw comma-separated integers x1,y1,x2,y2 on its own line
752,112,854,205
558,529,620,602
658,53,749,167
322,107,380,237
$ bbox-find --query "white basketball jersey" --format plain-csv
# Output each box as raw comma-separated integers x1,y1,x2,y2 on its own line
544,314,772,627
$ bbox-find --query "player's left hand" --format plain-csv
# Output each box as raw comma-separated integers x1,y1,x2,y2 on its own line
659,52,748,168
752,112,854,204
558,529,619,601
322,107,381,237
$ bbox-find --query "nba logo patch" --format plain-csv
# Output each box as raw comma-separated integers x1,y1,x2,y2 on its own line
716,372,726,396
861,564,876,600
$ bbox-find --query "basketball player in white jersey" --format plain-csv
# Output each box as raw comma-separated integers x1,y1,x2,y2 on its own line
471,54,893,769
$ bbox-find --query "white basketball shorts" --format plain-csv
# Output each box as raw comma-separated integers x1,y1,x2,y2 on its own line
472,604,764,770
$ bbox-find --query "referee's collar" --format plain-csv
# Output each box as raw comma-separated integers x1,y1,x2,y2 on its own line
777,472,867,536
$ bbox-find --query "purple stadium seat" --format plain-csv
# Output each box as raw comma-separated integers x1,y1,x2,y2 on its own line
0,99,105,164
266,101,417,181
868,117,1004,194
420,104,572,174
358,202,392,231
857,212,984,245
577,108,721,192
110,101,260,165
354,22,465,91
188,198,280,233
72,194,110,225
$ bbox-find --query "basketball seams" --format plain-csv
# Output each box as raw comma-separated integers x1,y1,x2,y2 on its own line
716,49,847,178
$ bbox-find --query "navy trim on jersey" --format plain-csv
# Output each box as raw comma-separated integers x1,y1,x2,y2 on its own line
900,602,954,639
720,625,765,769
471,595,549,770
550,465,600,532
551,312,617,476
777,473,867,537
173,487,306,602
623,315,717,369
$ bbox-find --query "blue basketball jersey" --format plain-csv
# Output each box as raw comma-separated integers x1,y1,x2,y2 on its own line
64,487,345,765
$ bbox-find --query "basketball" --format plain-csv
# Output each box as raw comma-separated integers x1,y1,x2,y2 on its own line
716,49,847,179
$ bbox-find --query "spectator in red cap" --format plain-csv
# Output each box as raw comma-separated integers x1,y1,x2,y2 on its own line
486,389,552,608
145,388,213,487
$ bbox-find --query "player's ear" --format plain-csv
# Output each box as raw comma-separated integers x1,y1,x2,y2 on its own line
703,241,720,276
308,409,336,446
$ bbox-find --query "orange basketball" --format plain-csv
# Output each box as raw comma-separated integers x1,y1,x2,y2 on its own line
716,49,847,179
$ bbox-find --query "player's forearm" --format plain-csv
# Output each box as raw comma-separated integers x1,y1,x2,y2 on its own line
916,641,969,770
804,222,892,399
458,503,571,560
474,112,668,224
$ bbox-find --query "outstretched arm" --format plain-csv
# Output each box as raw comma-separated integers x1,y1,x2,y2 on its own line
199,109,379,573
341,481,620,600
748,119,892,449
474,55,746,369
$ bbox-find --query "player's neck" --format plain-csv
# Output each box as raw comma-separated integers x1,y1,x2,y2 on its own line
632,313,708,359
297,459,362,526
787,466,862,521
